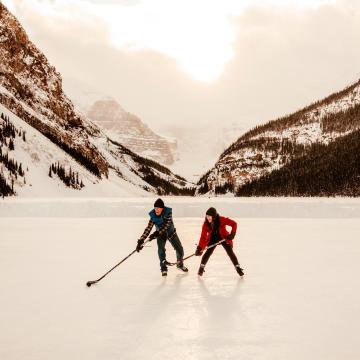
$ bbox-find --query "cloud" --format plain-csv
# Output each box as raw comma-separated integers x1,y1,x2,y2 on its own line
2,0,359,134
81,0,140,5
4,0,336,82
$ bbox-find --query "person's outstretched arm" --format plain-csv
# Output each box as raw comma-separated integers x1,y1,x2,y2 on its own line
139,219,155,241
136,219,155,252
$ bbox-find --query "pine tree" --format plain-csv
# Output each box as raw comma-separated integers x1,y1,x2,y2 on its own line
9,138,14,151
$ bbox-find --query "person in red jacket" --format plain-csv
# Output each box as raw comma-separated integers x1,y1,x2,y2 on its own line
195,207,244,277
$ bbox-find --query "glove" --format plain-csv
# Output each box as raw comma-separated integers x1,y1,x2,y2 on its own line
136,239,144,252
149,231,159,241
226,233,235,240
195,246,203,256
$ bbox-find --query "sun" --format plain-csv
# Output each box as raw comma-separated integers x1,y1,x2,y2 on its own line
178,50,233,83
99,0,240,83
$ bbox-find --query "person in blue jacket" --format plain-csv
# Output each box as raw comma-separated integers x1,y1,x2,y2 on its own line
136,198,188,276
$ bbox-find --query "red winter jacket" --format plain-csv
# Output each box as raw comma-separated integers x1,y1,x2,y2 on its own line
198,216,237,250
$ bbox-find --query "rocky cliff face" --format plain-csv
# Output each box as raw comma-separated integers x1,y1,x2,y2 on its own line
197,79,360,195
87,98,177,166
0,3,192,196
0,3,108,177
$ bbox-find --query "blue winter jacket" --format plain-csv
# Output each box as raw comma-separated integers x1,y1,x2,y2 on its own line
139,206,175,241
149,206,175,237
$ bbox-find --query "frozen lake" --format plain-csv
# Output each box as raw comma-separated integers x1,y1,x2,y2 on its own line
0,199,360,360
1,197,360,218
1,199,360,359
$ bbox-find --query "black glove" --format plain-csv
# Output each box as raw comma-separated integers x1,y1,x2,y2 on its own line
136,239,144,252
149,231,159,241
195,246,203,256
226,233,235,240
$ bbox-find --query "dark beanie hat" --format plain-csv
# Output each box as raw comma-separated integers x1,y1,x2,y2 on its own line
154,198,165,208
206,207,217,217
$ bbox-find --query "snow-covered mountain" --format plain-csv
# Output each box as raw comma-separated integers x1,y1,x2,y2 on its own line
197,79,360,195
87,98,177,166
0,3,191,197
63,78,177,166
236,128,360,197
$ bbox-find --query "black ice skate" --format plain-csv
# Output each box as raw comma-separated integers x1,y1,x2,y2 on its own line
198,264,205,276
177,264,189,272
235,265,244,276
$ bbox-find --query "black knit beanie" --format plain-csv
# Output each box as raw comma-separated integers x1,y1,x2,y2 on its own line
206,207,217,217
154,198,165,208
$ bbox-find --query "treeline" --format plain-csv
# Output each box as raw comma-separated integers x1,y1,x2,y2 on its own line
197,138,309,194
198,181,236,196
321,103,360,133
49,162,84,189
0,150,25,176
236,130,360,197
109,138,188,185
0,112,27,197
197,169,212,194
109,137,192,195
0,172,13,197
137,165,194,196
0,112,26,146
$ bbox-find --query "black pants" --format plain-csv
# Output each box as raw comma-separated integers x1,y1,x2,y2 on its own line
201,242,240,267
157,233,184,271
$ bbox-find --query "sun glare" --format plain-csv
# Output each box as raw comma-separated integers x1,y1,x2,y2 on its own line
91,0,243,83
3,0,338,83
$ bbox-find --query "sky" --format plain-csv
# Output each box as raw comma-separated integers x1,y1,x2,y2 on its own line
2,0,360,138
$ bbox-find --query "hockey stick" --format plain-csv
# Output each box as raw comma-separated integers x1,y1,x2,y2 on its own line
167,239,226,266
86,239,150,287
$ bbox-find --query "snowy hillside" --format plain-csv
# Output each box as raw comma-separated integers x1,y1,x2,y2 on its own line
198,79,360,195
0,3,192,197
0,104,151,197
0,104,193,197
237,129,360,197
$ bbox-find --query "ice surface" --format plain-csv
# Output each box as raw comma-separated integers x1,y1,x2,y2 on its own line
1,198,360,359
1,197,360,218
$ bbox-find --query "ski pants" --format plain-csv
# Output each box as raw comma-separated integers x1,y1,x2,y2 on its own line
200,241,240,267
157,233,184,271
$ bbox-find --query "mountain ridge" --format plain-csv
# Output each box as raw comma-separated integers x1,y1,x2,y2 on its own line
197,78,360,195
0,3,192,197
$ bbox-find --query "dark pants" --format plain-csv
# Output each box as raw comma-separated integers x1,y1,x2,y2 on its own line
157,233,184,271
201,242,240,267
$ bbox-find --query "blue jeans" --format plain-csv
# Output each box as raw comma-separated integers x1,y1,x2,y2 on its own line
157,233,184,271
